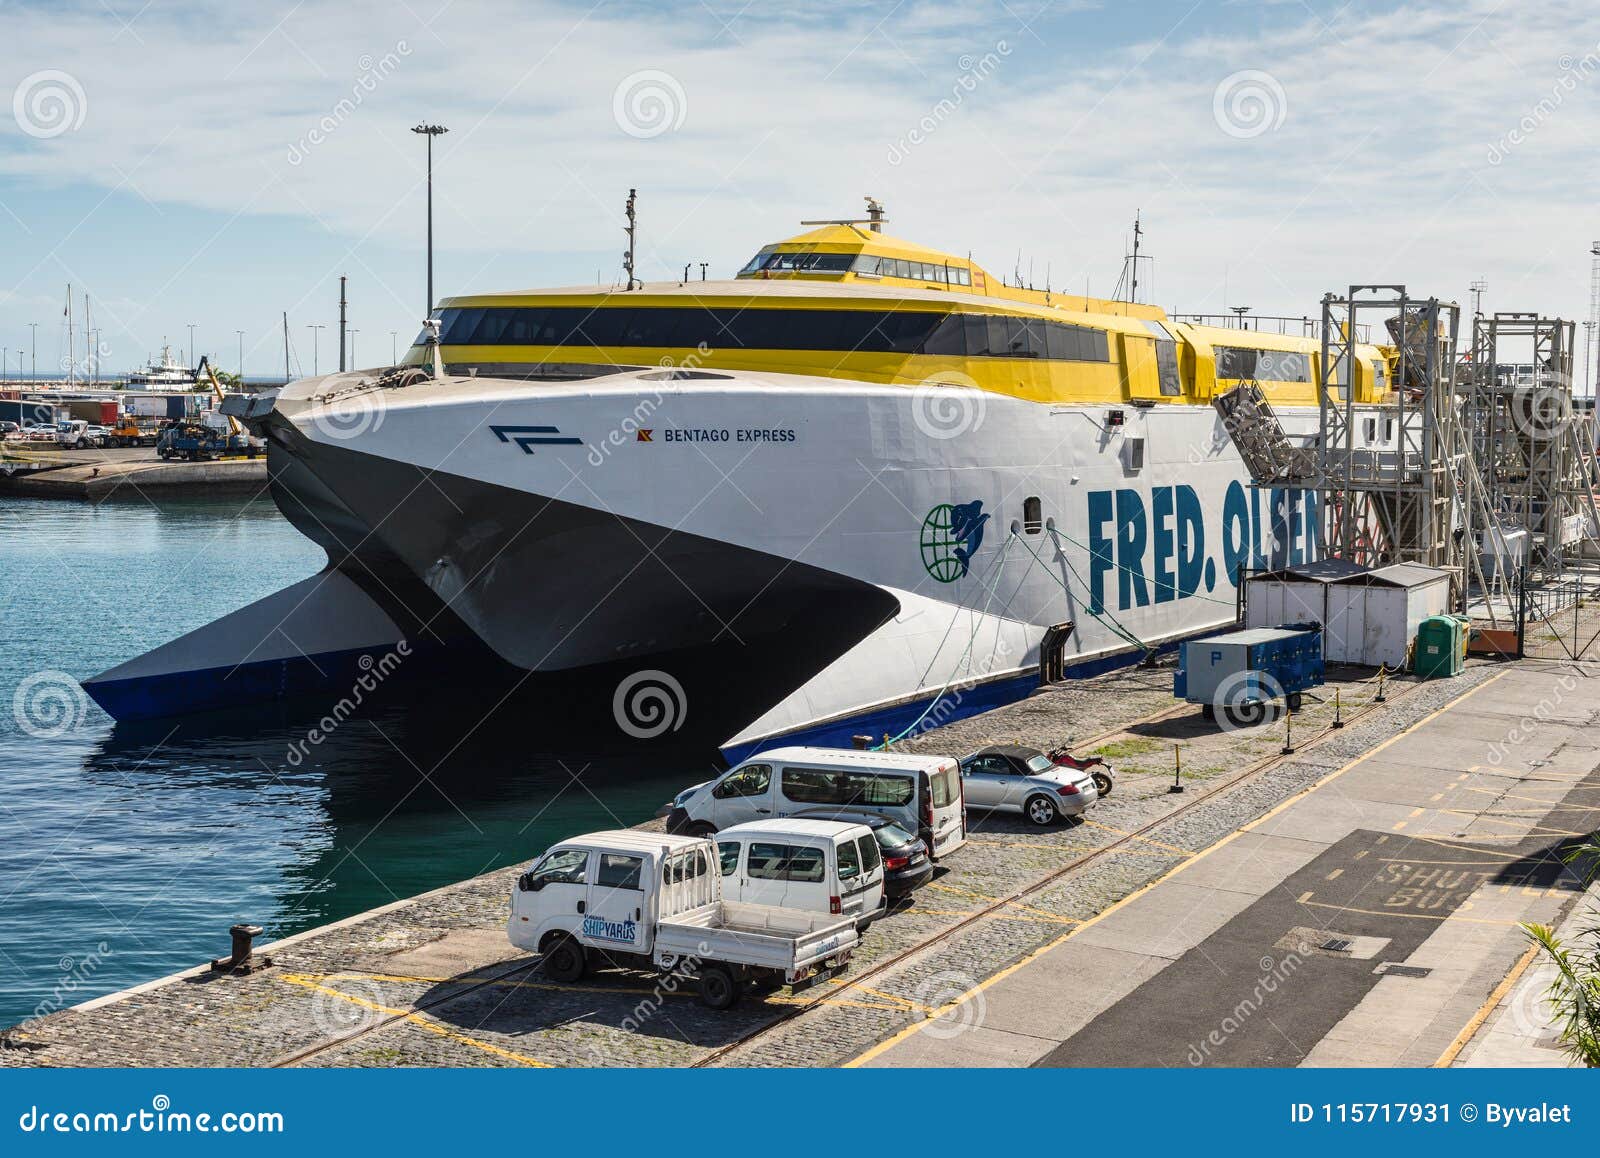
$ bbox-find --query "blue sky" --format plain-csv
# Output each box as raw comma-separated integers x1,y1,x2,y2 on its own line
4,0,1599,381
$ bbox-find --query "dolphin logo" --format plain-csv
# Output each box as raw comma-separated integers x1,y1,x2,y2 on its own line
949,500,990,576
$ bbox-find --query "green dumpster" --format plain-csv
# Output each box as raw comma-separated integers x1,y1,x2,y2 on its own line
1414,615,1465,679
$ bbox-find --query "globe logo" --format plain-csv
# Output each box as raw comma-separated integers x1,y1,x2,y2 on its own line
920,500,989,583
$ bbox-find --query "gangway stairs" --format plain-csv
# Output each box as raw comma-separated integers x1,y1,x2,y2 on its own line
1212,380,1314,484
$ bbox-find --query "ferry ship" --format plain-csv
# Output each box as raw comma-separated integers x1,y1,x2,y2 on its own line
83,207,1400,758
126,343,199,390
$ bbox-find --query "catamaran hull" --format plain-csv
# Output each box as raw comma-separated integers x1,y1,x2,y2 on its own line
85,369,1336,757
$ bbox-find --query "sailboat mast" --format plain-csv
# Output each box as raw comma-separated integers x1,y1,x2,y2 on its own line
283,312,290,383
65,285,74,386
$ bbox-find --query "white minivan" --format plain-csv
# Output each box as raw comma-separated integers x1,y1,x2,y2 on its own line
667,746,967,860
717,819,887,931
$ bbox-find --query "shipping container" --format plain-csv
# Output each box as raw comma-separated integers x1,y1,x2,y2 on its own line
65,400,119,425
0,399,57,427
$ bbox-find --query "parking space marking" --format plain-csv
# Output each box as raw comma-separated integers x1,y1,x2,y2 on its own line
1458,784,1600,808
845,672,1511,1068
1297,899,1528,926
340,969,692,1001
277,973,554,1068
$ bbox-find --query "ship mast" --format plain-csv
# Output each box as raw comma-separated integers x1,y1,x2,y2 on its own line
65,284,74,387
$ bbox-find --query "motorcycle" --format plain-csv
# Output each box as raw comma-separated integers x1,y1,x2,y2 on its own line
1048,747,1114,798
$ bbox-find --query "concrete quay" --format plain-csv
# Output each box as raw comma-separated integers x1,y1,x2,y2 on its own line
7,655,1591,1069
0,446,266,499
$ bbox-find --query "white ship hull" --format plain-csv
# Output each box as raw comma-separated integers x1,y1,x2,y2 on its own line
85,367,1330,756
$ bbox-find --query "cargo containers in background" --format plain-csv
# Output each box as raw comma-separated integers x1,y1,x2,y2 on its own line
0,399,58,427
65,400,120,425
124,393,202,420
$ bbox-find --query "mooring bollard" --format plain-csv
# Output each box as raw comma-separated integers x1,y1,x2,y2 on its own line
211,923,270,975
1332,688,1344,729
1281,705,1295,755
1375,664,1387,703
1169,743,1184,794
851,734,873,750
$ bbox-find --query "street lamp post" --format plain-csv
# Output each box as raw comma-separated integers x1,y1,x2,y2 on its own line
187,323,197,368
28,322,37,381
390,331,398,364
411,123,448,318
236,330,245,379
307,325,326,375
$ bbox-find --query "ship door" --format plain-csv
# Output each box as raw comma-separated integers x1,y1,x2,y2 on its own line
1039,622,1076,685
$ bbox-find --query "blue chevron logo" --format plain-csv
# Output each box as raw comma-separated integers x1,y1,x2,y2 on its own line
490,424,584,454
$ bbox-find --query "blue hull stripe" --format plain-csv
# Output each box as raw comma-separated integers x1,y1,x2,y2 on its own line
719,637,1188,765
82,646,405,722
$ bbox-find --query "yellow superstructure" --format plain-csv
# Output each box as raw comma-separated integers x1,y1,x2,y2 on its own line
415,222,1395,410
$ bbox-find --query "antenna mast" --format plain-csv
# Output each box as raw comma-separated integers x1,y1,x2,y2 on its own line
1130,211,1141,303
623,189,638,291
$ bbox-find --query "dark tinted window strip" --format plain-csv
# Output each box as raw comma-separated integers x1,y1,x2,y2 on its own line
420,307,1111,363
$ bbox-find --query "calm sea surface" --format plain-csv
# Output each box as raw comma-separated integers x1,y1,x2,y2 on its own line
0,492,710,1029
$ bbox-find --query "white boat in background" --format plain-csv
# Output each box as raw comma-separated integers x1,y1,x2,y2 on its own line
127,344,199,390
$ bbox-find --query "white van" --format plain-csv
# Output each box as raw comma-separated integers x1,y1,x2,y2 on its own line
717,819,886,930
666,746,967,860
507,830,859,1009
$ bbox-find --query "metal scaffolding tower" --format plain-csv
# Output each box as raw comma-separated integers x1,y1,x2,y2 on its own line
1464,312,1600,578
1316,287,1464,571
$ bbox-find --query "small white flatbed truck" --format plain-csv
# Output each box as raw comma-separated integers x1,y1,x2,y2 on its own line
508,830,859,1010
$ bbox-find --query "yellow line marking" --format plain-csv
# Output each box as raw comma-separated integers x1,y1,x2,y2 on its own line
1353,850,1369,860
1325,869,1344,881
1409,808,1425,818
1429,793,1444,803
852,985,931,1012
1435,943,1542,1067
1392,821,1408,831
1297,891,1315,903
278,973,554,1067
844,669,1512,1068
350,970,693,1000
1457,784,1600,808
1298,900,1523,926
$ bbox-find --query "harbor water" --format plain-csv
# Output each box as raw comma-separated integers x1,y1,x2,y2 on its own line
0,492,711,1030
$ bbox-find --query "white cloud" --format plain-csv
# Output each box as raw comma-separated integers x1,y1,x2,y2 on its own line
5,0,1600,363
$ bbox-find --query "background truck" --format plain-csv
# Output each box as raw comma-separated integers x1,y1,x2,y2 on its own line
508,830,859,1009
110,415,161,447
